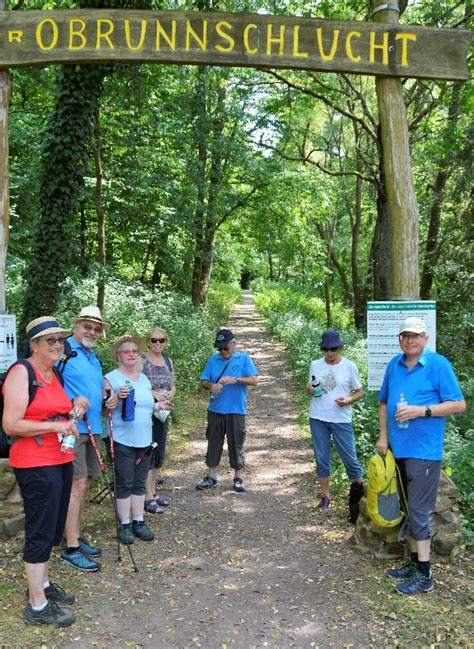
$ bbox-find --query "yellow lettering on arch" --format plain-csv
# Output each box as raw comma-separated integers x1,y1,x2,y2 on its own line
125,19,147,51
186,20,208,51
266,24,285,56
96,19,115,50
69,19,87,51
215,20,235,53
243,23,258,54
316,27,339,61
156,20,176,50
345,31,361,62
8,30,23,43
36,19,59,51
395,32,416,66
369,31,388,64
292,26,308,58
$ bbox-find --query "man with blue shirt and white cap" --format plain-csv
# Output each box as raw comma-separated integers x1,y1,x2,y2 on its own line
377,316,465,596
196,329,258,493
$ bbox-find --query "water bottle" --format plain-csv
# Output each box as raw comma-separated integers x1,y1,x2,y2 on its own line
122,380,136,422
311,375,323,398
61,409,78,454
396,393,409,429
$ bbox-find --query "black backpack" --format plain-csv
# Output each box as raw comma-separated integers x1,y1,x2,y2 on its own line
0,360,65,458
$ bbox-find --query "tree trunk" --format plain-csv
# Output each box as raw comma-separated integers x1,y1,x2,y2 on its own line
420,83,461,299
0,44,10,313
93,108,106,313
372,0,420,300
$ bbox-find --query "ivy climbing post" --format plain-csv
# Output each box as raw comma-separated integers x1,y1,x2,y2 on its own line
0,0,9,313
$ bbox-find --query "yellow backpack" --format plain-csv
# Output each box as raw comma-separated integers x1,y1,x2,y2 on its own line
366,450,405,528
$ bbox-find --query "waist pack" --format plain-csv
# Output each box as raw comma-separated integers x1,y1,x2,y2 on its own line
366,449,405,528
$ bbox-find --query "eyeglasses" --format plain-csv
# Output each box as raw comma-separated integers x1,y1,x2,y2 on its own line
118,348,139,355
399,332,425,341
220,346,231,351
321,347,340,352
82,323,103,334
44,337,67,346
150,337,167,344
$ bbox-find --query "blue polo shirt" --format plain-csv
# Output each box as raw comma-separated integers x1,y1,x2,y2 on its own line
200,350,258,415
57,336,104,435
378,349,464,460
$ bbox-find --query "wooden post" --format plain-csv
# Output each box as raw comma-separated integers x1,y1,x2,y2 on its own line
372,0,419,299
0,0,10,313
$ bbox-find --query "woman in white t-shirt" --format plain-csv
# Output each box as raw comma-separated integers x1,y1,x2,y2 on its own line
307,330,364,519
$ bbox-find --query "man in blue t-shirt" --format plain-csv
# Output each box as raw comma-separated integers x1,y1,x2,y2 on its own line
377,316,465,596
196,329,258,493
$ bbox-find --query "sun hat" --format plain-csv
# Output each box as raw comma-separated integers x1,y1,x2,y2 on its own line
214,329,235,348
399,317,426,335
319,330,344,349
26,316,72,342
110,334,146,360
72,305,110,330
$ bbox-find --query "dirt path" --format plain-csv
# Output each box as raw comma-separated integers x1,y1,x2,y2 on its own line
55,292,388,649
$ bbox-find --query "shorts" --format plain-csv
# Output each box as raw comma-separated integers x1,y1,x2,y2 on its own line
72,433,102,479
150,416,169,469
205,411,246,470
114,442,150,499
14,463,73,563
396,458,442,541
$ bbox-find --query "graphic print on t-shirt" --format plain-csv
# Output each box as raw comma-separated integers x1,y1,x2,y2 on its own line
321,370,337,394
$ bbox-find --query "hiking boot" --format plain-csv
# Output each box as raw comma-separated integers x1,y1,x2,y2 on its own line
60,548,101,573
44,582,75,605
386,560,417,580
395,570,434,596
316,495,331,511
23,601,76,627
132,520,155,541
233,477,246,492
78,537,102,558
118,524,135,545
196,476,218,490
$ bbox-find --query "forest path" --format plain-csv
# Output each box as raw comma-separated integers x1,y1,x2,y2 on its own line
63,293,388,648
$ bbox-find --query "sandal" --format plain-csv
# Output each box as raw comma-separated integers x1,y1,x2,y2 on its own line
153,495,170,507
145,500,165,514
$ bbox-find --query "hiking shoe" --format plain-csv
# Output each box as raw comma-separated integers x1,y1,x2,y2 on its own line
154,495,170,507
395,570,434,596
44,582,75,605
233,477,246,492
60,548,101,573
316,495,331,511
196,476,218,490
23,601,76,627
118,524,135,545
132,520,155,541
78,537,102,558
386,561,417,581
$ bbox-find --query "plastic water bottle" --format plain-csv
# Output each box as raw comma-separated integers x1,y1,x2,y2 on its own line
396,393,409,429
311,375,323,398
122,380,136,422
61,409,78,454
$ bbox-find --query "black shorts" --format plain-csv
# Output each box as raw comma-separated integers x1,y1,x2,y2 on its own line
150,416,169,469
14,463,73,563
205,411,246,470
396,458,442,541
114,442,150,499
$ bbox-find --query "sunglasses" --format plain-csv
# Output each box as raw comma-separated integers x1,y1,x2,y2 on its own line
150,337,167,344
220,346,232,351
83,323,103,334
44,337,67,346
321,347,340,352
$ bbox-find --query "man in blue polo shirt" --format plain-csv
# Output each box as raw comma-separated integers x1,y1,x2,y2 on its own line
196,329,258,493
377,316,465,596
59,306,118,572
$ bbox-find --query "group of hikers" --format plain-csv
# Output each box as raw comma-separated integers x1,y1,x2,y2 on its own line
1,305,466,627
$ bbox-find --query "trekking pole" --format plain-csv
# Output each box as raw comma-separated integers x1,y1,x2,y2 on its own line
135,442,158,467
89,484,109,504
84,415,139,573
106,400,122,565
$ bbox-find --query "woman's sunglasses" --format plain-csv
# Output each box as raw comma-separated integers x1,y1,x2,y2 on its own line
321,346,339,352
150,337,167,344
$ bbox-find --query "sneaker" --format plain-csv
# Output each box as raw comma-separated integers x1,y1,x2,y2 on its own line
132,520,155,541
23,601,76,627
44,582,75,605
316,495,331,511
60,548,101,573
118,524,135,545
196,476,218,490
395,570,434,596
386,561,417,580
78,537,102,558
233,477,246,492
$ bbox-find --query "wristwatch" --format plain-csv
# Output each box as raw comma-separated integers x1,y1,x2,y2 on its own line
425,406,432,417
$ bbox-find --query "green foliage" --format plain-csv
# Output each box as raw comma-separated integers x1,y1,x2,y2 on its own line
444,427,474,546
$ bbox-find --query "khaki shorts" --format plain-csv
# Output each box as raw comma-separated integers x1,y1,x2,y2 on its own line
73,434,102,479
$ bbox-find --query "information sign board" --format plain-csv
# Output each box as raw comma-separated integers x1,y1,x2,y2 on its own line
0,314,16,371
